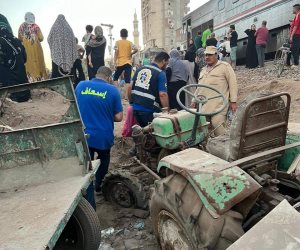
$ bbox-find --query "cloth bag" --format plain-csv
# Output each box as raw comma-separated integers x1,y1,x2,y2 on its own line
122,105,137,137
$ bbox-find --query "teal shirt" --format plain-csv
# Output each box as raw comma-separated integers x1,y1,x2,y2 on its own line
202,29,212,48
194,35,202,50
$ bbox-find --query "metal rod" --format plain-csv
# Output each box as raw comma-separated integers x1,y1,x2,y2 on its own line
183,88,196,97
241,155,281,170
191,103,202,141
245,122,287,137
133,156,161,180
221,142,300,170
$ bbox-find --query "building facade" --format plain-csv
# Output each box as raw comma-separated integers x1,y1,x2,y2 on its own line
141,0,190,52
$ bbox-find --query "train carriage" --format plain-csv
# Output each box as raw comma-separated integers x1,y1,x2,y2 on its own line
183,0,297,61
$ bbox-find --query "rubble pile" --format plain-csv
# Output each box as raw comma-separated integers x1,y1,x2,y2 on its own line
97,198,159,250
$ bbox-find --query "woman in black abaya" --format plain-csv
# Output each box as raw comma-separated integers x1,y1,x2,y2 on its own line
245,24,258,68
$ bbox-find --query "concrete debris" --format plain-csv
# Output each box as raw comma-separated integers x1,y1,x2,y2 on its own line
101,227,115,238
132,209,149,219
133,221,145,230
124,239,140,250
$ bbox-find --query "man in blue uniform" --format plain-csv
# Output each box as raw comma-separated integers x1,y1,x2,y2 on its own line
75,66,123,209
129,52,170,127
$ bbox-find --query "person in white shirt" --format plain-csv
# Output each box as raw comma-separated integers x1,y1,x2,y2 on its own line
220,37,231,63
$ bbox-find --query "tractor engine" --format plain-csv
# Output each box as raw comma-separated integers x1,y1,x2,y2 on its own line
131,109,209,169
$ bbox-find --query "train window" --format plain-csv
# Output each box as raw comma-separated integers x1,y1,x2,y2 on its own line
218,0,225,10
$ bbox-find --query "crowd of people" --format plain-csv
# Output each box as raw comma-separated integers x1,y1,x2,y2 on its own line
0,4,300,210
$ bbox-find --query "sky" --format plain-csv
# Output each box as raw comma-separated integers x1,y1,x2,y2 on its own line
0,0,208,68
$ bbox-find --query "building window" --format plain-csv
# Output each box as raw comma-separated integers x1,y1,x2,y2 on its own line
218,0,225,10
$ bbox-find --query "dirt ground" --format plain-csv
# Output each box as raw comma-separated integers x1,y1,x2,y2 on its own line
0,88,70,131
1,62,300,250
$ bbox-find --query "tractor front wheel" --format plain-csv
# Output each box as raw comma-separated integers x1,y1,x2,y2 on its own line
150,173,244,250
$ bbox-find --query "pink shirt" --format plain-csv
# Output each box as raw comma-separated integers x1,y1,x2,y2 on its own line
255,27,269,45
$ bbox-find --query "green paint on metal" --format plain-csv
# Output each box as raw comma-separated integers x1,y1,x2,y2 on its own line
0,77,91,172
186,175,218,216
278,133,300,172
193,168,249,210
152,113,208,149
0,77,96,249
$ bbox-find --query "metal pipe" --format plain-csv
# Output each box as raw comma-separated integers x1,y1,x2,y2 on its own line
245,122,287,136
242,205,268,230
133,157,161,180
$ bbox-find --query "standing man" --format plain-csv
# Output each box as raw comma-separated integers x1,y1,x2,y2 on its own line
228,25,238,70
287,4,300,68
128,52,170,127
192,46,238,136
206,33,218,47
113,29,138,99
194,31,202,50
75,66,123,209
202,25,213,48
255,21,269,67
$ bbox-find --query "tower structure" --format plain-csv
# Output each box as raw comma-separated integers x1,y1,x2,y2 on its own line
133,9,140,48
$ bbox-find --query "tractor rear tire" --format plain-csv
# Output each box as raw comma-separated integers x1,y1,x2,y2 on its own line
150,173,244,250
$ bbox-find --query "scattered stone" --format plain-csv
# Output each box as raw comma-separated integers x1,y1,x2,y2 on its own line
123,228,131,237
133,221,145,230
132,209,149,219
101,227,115,238
124,239,140,250
115,228,124,236
135,231,146,240
98,242,114,250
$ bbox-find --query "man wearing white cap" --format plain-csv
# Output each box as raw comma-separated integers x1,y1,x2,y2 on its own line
192,46,238,136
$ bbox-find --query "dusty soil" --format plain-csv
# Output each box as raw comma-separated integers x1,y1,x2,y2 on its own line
236,62,300,122
0,88,70,131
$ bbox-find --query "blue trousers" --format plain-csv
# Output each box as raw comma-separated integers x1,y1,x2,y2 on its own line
256,45,266,67
133,110,154,128
84,147,111,210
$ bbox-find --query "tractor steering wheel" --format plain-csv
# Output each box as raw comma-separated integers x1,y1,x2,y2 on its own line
176,84,227,116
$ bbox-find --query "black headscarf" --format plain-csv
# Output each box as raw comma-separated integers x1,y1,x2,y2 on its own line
184,51,196,62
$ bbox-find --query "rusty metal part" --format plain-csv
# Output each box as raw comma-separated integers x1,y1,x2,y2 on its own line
157,148,261,218
222,142,300,171
238,92,290,160
249,171,267,186
133,156,161,180
142,134,157,150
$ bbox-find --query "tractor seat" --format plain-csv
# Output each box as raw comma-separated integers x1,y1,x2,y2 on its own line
207,92,290,162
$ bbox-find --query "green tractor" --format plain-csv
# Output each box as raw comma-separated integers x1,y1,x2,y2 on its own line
103,84,300,249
